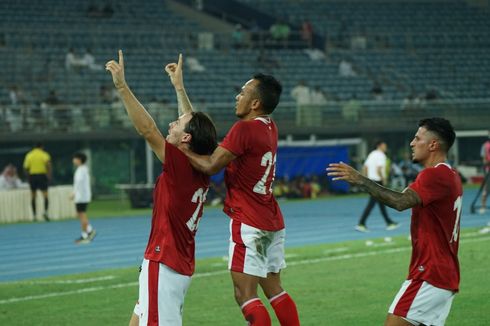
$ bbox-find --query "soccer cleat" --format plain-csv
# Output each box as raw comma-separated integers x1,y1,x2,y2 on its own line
386,223,400,231
43,213,50,222
478,208,486,214
75,236,91,244
355,225,369,233
87,229,97,241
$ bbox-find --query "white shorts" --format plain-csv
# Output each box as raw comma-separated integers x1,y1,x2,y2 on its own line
228,219,286,278
388,279,455,326
133,259,191,326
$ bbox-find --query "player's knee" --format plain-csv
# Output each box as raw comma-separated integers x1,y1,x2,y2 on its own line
233,284,257,305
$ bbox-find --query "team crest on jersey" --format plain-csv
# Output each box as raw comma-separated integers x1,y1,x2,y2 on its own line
155,246,161,252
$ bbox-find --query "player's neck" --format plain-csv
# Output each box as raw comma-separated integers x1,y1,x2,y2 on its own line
423,153,448,168
241,111,268,121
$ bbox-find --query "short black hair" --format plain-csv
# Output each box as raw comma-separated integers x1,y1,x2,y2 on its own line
418,117,455,153
374,139,385,149
252,73,282,114
184,112,218,155
73,152,87,164
35,142,43,148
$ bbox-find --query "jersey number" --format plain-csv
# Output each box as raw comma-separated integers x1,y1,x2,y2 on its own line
450,196,463,243
253,152,276,195
186,187,209,232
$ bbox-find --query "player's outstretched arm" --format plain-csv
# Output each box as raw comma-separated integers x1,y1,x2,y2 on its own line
183,146,236,175
165,54,193,116
106,50,166,163
327,162,421,211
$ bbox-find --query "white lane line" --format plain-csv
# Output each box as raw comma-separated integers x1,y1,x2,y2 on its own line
1,235,488,305
23,275,116,285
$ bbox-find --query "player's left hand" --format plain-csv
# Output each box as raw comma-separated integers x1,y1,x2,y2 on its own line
105,50,127,90
326,162,363,185
164,53,184,90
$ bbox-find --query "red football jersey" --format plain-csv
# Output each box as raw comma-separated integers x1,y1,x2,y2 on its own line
220,117,284,231
408,163,463,291
144,143,210,276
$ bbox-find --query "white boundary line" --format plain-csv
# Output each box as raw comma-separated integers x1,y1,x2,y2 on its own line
25,275,116,285
0,236,488,305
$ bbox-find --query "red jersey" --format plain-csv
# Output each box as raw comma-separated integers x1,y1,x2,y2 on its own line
220,117,284,231
408,163,463,291
144,143,210,276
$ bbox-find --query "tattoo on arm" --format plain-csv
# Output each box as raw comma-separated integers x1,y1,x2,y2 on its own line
359,176,421,211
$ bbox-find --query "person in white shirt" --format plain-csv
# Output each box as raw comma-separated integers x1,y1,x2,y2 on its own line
0,164,25,190
356,140,399,232
71,152,96,244
290,80,311,126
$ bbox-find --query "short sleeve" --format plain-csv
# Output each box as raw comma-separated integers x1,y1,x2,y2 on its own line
45,152,51,162
409,168,449,206
220,121,249,157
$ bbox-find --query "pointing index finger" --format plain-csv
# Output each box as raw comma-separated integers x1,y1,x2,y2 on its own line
118,49,124,66
177,53,183,70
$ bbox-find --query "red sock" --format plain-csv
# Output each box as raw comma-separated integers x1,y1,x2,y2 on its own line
270,292,300,326
241,298,272,326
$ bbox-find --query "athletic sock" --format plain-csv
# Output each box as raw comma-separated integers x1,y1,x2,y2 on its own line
269,291,300,326
31,199,36,217
86,224,93,233
241,298,272,326
44,198,49,213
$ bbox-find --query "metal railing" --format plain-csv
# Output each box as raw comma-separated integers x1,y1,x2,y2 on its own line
1,98,489,141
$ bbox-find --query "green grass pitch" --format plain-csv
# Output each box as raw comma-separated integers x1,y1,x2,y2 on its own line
0,230,488,325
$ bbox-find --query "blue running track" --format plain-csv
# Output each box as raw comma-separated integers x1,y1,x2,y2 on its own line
0,189,488,282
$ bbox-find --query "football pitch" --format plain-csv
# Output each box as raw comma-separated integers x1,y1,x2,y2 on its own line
0,192,489,325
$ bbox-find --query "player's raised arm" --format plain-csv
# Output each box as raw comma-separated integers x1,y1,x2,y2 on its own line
327,162,421,211
106,50,166,162
165,53,194,116
182,146,236,175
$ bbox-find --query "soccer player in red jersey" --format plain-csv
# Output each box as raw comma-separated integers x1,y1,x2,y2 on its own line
106,51,217,326
328,117,462,326
180,74,300,325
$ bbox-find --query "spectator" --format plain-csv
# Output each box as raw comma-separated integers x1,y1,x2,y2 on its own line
338,59,356,77
290,80,311,126
231,24,245,49
371,81,384,101
65,48,82,72
186,55,205,72
270,19,290,47
309,86,327,126
342,94,361,122
301,19,313,48
99,85,113,104
80,49,102,71
0,164,25,190
9,85,25,105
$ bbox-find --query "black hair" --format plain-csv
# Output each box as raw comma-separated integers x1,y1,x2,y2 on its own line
418,117,455,153
252,73,282,114
184,112,218,155
73,152,87,164
35,142,43,148
374,139,385,149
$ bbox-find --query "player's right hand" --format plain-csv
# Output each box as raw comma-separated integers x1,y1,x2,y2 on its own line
105,50,127,90
165,53,184,90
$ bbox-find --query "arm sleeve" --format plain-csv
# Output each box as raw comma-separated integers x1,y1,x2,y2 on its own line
219,121,249,157
409,168,449,206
